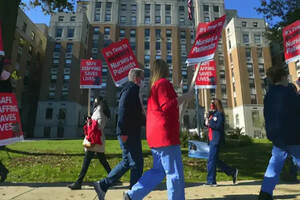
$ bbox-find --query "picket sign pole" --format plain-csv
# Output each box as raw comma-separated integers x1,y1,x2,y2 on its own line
180,62,201,123
87,57,93,117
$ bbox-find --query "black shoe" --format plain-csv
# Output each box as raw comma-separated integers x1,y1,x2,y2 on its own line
68,182,81,190
233,168,238,184
258,191,273,200
94,181,106,200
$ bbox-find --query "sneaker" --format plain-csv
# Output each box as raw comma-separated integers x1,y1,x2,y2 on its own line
94,181,106,200
67,182,81,190
233,168,238,184
258,191,273,200
123,191,132,200
203,183,217,187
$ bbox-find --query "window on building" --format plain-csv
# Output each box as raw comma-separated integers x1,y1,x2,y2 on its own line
120,16,126,23
121,4,126,11
167,42,172,51
58,16,64,22
243,33,249,43
257,48,263,58
131,4,137,13
213,6,219,12
144,55,150,63
155,16,161,24
254,34,261,44
251,94,257,104
67,28,74,38
166,16,171,24
245,48,251,58
22,22,27,33
31,31,35,40
96,2,101,8
45,108,53,119
120,29,125,38
203,5,209,12
130,29,136,37
155,29,161,40
229,53,233,62
145,16,150,24
104,27,110,35
94,13,100,21
66,43,73,53
145,41,150,50
247,63,254,77
55,28,63,38
242,21,247,27
204,16,210,22
249,78,255,88
156,42,161,50
166,29,172,38
165,5,171,24
253,22,258,27
131,16,136,25
145,29,150,37
54,43,61,52
228,40,231,49
105,2,112,22
44,127,51,137
70,16,76,21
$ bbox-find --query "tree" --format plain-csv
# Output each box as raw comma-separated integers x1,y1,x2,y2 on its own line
255,0,300,42
0,0,74,58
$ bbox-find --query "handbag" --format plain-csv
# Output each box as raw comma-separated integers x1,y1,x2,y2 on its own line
82,137,94,148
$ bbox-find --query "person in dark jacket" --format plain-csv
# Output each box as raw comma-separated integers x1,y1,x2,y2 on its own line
204,98,238,186
258,66,300,200
94,68,145,200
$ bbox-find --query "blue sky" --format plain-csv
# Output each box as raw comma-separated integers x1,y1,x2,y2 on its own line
22,0,265,25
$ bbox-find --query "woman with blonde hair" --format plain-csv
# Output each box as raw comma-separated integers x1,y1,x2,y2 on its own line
123,59,193,200
204,98,238,186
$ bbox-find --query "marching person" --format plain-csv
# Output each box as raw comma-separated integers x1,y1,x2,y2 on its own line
258,66,300,200
204,98,238,186
123,59,193,200
94,68,145,200
68,96,111,190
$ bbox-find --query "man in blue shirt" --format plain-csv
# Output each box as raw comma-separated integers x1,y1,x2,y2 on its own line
258,66,300,200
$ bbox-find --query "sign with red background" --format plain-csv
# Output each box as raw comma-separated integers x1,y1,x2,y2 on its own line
195,60,217,89
283,19,300,64
0,93,23,146
80,59,102,89
102,39,139,87
186,15,226,66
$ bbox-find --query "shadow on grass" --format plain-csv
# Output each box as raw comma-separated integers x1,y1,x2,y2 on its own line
4,147,152,158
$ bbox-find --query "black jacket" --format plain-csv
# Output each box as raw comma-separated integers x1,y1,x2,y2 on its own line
264,85,300,146
116,81,145,136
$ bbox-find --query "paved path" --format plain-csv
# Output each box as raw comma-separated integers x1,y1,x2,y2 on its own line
0,180,300,200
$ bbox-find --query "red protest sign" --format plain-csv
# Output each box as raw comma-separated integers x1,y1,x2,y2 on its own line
0,93,23,146
186,15,226,66
195,60,217,89
102,39,139,87
80,59,102,89
283,19,300,64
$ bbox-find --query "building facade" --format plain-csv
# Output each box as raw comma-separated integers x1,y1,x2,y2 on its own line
32,0,274,138
10,9,48,137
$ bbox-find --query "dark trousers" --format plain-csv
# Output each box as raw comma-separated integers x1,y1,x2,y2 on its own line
100,135,144,192
0,161,8,182
207,143,235,184
76,151,111,184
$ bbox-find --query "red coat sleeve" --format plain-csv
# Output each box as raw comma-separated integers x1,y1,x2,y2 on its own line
156,80,178,113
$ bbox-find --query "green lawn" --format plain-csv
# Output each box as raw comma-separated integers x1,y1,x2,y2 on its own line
0,139,298,183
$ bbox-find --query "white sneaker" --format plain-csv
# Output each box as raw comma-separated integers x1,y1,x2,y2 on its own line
94,181,106,200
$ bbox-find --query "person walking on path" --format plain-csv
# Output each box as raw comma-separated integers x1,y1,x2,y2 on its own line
94,68,146,200
123,59,193,200
68,96,112,190
258,66,300,200
204,98,238,187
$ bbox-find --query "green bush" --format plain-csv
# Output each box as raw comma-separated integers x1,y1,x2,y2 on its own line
225,135,253,147
180,130,203,147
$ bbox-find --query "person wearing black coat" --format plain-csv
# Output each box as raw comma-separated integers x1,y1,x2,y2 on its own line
258,66,300,200
94,68,145,200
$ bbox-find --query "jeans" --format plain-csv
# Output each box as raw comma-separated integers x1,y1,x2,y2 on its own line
127,145,185,200
207,143,235,184
261,145,300,195
76,151,111,184
99,136,144,192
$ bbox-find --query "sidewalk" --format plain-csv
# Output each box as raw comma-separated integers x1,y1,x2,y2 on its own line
0,180,300,200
